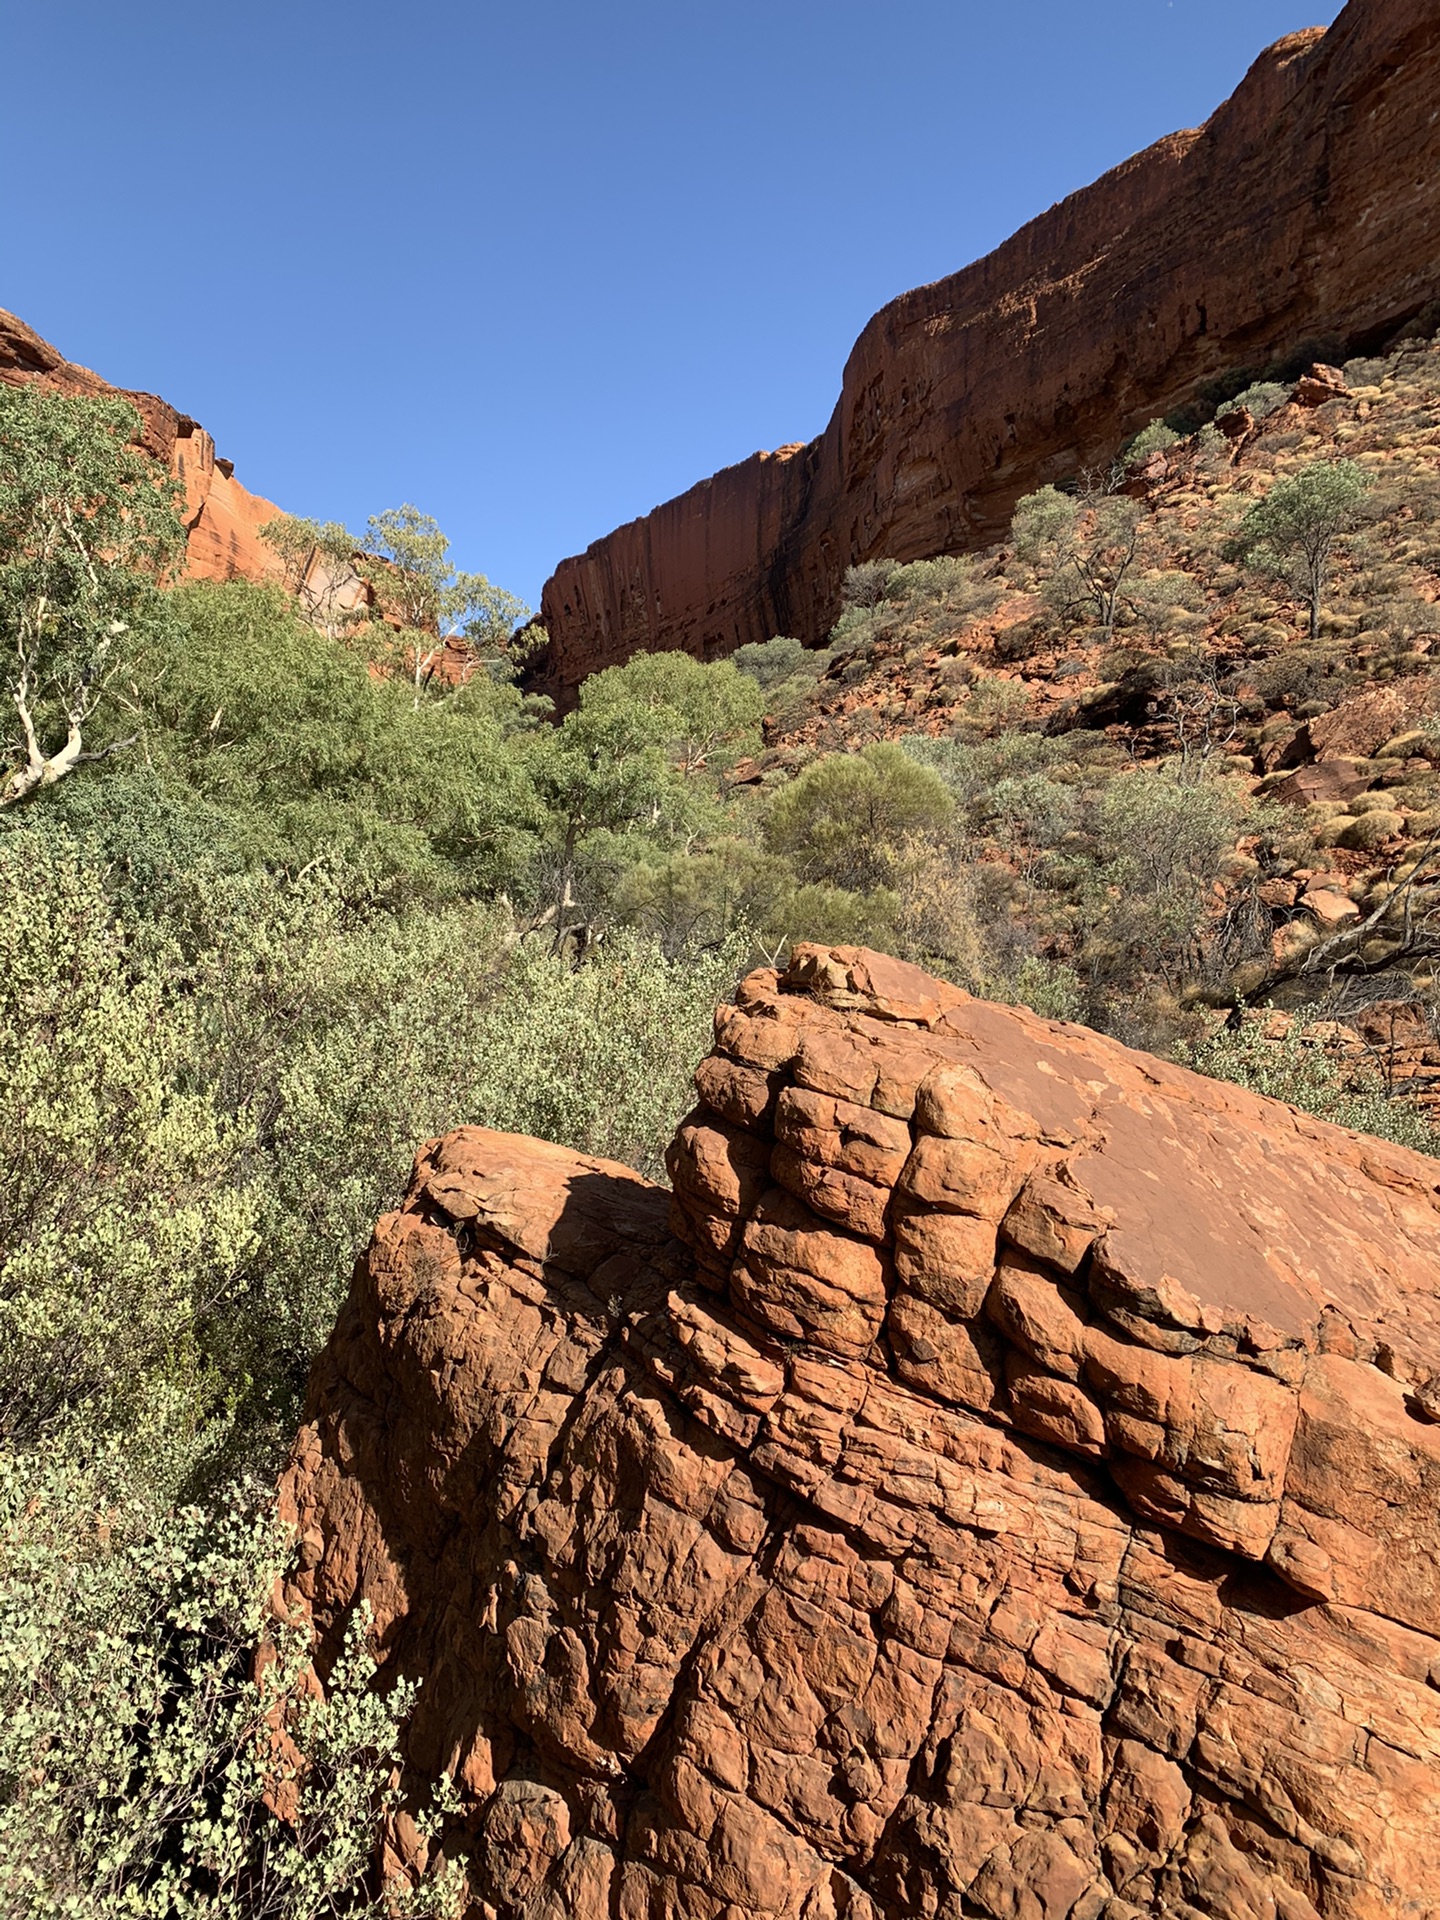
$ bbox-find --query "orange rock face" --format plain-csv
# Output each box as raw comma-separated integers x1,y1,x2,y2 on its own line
1,306,287,588
537,0,1440,706
280,945,1440,1918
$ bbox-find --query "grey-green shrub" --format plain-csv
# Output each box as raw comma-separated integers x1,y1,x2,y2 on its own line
0,1449,462,1918
1190,1020,1440,1155
1127,419,1181,461
0,836,257,1476
732,636,810,688
1216,381,1289,421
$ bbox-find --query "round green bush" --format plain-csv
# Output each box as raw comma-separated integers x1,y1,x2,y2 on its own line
1336,809,1405,850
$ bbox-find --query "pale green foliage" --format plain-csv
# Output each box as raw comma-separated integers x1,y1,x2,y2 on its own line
613,838,795,957
1127,419,1180,461
839,560,897,609
765,742,953,893
0,824,737,1461
955,673,1034,739
259,515,355,589
0,1451,461,1918
0,805,737,1907
358,505,530,687
258,516,361,640
882,556,983,605
828,554,1002,661
1127,569,1205,645
1190,1020,1440,1155
1226,459,1372,639
0,385,184,806
732,636,809,688
580,650,765,774
1011,485,1144,640
0,838,256,1465
1090,768,1250,980
1216,381,1289,421
999,955,1086,1024
455,931,749,1179
361,504,521,636
903,728,1114,807
1010,485,1079,561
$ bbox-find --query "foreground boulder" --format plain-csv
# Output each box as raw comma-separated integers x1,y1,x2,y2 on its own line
279,946,1440,1917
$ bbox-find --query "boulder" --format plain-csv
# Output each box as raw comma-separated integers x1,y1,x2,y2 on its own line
280,946,1440,1918
1293,363,1352,407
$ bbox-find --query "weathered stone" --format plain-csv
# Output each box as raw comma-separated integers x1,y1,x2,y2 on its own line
0,305,359,601
280,944,1440,1918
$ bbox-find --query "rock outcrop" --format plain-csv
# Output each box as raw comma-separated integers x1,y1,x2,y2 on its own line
537,0,1440,706
2,306,291,589
279,945,1440,1918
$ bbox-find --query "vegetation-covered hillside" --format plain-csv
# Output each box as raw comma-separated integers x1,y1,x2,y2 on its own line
2,328,1439,1912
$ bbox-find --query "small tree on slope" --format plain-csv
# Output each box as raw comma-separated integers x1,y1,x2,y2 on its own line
1225,458,1371,640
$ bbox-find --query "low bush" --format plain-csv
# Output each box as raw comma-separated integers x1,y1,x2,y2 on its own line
1190,1020,1440,1154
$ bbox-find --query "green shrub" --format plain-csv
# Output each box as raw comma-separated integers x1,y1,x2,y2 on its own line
134,580,548,905
0,835,256,1477
1190,1021,1440,1155
1087,768,1251,983
840,560,898,609
732,636,810,688
1216,382,1289,421
0,1450,462,1918
764,742,954,893
1126,419,1180,461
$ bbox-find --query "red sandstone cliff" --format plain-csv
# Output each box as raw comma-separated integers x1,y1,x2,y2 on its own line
280,946,1440,1918
1,306,288,588
537,0,1440,707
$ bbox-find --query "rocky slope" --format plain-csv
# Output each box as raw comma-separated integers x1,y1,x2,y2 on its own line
279,945,1440,1918
1,305,289,588
710,335,1440,1078
536,0,1440,708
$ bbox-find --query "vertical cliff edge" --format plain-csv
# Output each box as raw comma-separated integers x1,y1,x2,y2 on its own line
536,0,1440,707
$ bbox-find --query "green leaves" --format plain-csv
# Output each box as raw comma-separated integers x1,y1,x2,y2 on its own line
0,1458,461,1918
0,836,258,1462
1011,484,1146,641
577,650,765,776
764,740,954,894
357,504,531,674
0,385,185,806
1226,458,1372,638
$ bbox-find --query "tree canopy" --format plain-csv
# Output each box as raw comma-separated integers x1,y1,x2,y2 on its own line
0,384,184,806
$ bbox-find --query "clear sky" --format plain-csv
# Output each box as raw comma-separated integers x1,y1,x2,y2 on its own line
3,0,1343,609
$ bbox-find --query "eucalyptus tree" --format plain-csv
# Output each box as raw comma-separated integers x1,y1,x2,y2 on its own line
0,384,184,806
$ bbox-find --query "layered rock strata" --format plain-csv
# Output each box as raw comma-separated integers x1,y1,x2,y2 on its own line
280,945,1440,1918
537,0,1440,706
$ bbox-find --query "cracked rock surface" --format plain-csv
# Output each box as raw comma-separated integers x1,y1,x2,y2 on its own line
279,945,1440,1918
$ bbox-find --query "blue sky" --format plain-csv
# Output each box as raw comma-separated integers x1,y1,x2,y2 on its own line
3,0,1342,608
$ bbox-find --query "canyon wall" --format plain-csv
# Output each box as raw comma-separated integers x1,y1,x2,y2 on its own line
537,0,1440,706
280,945,1440,1918
1,305,287,588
